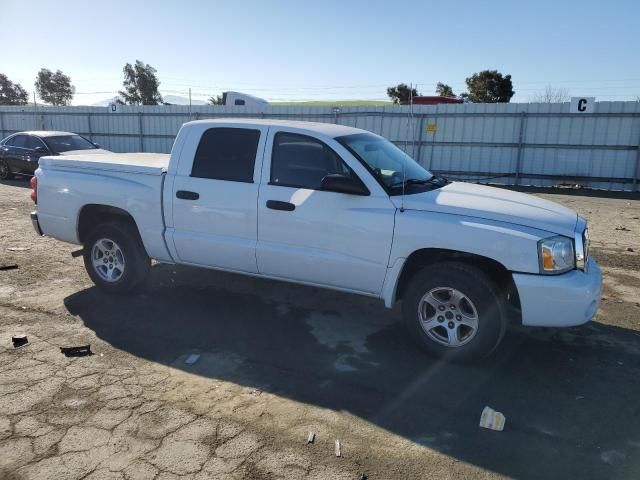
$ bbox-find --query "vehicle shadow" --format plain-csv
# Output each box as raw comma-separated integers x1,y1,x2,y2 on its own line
65,263,640,480
0,177,31,189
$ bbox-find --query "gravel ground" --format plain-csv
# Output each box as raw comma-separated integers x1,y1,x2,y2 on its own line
1,177,639,480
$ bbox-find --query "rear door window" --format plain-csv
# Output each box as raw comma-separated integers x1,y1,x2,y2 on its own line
24,136,44,150
191,128,260,182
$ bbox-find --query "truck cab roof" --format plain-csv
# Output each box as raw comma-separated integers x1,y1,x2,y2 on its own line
185,118,367,139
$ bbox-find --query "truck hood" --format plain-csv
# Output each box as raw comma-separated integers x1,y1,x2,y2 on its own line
391,182,578,237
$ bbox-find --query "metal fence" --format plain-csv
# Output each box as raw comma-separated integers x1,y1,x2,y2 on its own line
1,101,639,191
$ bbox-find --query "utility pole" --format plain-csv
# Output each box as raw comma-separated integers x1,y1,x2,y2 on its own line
33,91,37,130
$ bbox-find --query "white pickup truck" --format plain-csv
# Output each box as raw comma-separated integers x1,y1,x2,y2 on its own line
30,119,602,360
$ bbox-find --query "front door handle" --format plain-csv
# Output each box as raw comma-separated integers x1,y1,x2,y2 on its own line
176,190,200,200
266,200,295,211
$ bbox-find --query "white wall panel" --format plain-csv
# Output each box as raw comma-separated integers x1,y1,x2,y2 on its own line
1,102,638,190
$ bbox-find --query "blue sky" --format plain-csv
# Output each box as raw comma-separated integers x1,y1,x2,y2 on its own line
2,0,639,105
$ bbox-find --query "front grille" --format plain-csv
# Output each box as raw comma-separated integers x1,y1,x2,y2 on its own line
575,217,588,270
583,228,590,263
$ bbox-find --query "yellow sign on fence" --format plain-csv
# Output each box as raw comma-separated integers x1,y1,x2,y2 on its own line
425,123,437,133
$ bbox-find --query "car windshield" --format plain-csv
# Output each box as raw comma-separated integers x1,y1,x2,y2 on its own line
44,135,97,153
336,133,433,191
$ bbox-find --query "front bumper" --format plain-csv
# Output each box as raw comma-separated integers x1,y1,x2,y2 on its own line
513,257,602,327
31,211,43,236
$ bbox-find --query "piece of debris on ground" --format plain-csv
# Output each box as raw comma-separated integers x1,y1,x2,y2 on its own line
60,344,92,357
479,406,506,431
11,334,28,348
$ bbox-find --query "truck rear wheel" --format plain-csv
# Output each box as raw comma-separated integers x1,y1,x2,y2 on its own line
83,222,150,294
402,262,508,362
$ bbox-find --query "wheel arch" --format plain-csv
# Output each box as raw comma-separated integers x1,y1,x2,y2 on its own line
77,204,141,245
391,248,521,320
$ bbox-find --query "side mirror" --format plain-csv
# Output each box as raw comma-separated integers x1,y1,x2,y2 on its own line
320,174,369,196
93,143,100,148
34,146,48,154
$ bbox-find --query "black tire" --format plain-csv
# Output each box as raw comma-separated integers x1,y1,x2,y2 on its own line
83,222,151,294
402,261,508,362
0,159,13,180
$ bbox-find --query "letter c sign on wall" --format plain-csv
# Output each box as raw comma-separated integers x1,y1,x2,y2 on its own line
570,97,595,114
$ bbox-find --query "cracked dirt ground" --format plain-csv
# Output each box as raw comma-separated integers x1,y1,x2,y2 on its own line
1,178,640,480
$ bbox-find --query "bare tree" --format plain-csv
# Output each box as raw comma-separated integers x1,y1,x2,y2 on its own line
532,85,570,103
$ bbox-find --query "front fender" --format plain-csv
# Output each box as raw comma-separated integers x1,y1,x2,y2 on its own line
382,210,554,306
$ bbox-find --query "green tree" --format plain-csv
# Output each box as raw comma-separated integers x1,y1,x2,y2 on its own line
208,94,224,105
35,69,75,105
386,83,419,104
118,60,163,105
463,70,514,103
0,73,28,105
436,82,455,97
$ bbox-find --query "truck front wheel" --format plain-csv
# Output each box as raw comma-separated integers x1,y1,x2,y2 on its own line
0,159,13,180
402,262,508,362
83,222,150,294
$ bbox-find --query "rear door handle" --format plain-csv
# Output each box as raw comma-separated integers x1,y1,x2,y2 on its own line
266,200,295,211
176,190,199,200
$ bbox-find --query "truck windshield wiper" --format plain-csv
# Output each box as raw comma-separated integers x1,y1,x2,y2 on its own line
406,178,432,185
389,177,441,188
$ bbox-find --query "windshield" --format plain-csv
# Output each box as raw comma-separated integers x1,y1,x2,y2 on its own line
336,133,433,192
44,135,97,153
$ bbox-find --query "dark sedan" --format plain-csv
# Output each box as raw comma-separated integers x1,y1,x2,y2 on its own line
0,131,110,180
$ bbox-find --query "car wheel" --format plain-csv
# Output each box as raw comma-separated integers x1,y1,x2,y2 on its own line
83,222,151,294
0,159,13,180
402,261,508,362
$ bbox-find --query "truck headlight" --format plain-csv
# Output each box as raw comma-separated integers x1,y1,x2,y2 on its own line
538,236,575,274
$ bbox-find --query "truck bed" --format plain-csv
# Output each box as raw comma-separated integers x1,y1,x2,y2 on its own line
39,152,170,176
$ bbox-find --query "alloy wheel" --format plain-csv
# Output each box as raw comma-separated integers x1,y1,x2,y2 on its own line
90,238,126,282
417,287,479,347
